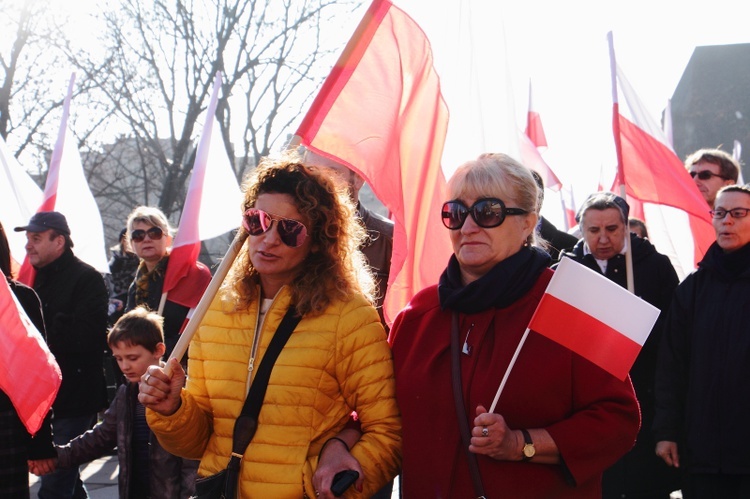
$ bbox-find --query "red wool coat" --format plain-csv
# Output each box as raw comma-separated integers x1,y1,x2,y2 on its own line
389,268,640,498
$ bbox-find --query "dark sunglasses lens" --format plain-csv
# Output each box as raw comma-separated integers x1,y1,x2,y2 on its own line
147,227,164,240
131,227,164,242
277,219,308,247
243,209,271,236
691,171,713,180
441,202,467,229
472,199,504,228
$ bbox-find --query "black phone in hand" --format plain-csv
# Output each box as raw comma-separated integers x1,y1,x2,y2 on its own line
331,470,359,497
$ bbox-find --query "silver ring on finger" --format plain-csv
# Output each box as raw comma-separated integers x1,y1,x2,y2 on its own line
144,373,151,383
481,426,489,437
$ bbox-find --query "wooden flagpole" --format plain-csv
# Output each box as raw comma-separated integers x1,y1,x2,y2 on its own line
164,231,247,375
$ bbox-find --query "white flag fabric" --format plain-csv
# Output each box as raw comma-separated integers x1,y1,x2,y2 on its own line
162,72,241,308
0,136,43,266
53,127,109,274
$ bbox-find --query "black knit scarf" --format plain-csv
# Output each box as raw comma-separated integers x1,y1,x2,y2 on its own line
438,246,551,314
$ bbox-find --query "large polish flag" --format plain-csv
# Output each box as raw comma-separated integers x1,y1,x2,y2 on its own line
16,74,109,285
608,34,714,278
161,72,241,309
296,0,529,323
529,258,660,380
0,136,43,272
0,273,61,434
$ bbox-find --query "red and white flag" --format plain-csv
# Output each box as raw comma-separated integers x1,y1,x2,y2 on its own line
0,273,61,434
560,185,578,231
608,34,714,278
524,80,562,191
529,258,660,380
0,136,43,273
16,74,109,285
296,0,530,323
161,72,241,309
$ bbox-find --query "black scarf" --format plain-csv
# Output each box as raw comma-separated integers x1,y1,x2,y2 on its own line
438,246,551,314
701,241,750,280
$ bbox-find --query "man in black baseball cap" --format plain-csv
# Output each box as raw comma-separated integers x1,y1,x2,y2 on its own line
15,211,72,236
15,210,108,498
14,211,76,268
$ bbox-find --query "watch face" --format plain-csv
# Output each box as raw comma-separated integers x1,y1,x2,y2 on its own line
523,444,535,458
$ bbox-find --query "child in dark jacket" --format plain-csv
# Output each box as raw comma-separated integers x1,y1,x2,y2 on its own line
30,307,198,498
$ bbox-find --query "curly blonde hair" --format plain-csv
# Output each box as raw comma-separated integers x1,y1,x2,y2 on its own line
223,153,374,316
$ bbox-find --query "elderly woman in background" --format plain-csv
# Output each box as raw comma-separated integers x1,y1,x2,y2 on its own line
389,153,640,497
559,192,680,499
655,184,750,498
139,155,400,498
124,206,210,359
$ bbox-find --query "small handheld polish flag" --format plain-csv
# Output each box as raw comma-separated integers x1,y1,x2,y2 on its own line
529,257,660,381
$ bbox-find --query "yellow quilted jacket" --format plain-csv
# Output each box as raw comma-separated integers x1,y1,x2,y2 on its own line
147,286,401,498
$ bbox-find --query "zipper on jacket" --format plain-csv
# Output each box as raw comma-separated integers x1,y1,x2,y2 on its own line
246,299,263,391
245,290,283,391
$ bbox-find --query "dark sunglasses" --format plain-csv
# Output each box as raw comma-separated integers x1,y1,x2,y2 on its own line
690,170,728,181
130,227,164,243
242,208,308,248
441,198,528,230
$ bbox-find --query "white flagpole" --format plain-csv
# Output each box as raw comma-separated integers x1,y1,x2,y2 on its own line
607,32,634,294
489,328,531,413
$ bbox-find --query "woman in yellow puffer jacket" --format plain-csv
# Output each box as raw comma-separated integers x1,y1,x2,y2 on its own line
139,153,401,498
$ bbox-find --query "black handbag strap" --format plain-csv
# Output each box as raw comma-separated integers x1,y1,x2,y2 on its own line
224,306,301,496
450,312,488,499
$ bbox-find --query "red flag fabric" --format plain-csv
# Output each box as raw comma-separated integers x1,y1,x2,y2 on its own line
163,261,211,309
162,72,240,308
0,275,61,434
529,258,660,380
608,34,714,276
295,0,452,323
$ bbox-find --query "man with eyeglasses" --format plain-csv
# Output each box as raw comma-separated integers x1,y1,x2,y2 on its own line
557,192,681,499
655,184,750,498
15,211,109,499
685,148,739,207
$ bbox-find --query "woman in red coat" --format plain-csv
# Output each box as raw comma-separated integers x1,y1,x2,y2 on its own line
389,153,640,498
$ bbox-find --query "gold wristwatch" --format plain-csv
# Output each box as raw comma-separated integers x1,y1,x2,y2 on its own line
521,429,535,461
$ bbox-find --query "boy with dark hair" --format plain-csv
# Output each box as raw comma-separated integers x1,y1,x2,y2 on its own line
30,307,197,498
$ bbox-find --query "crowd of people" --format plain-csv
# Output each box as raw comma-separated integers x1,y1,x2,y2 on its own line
0,144,747,499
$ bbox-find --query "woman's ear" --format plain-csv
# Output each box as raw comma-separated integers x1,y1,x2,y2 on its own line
522,212,539,240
